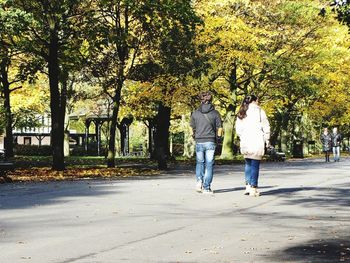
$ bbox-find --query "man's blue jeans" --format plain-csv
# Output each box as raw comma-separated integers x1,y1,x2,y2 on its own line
196,142,216,190
244,158,261,187
333,146,340,161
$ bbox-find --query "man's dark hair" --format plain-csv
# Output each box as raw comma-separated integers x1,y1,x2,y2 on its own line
199,91,212,104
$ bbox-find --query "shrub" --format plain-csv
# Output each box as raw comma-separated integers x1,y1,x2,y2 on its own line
14,145,52,156
70,145,108,156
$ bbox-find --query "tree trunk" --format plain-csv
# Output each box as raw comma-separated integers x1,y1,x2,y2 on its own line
182,114,194,158
220,63,239,159
117,123,127,156
64,131,70,157
107,101,118,167
0,60,14,158
147,119,156,159
154,103,171,169
270,119,282,149
220,108,235,159
63,79,70,157
48,31,65,171
141,125,148,156
117,117,133,156
107,87,122,167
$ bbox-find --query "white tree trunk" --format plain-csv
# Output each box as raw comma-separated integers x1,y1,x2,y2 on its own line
182,114,195,158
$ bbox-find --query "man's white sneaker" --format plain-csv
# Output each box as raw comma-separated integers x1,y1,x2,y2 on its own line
196,181,203,192
202,189,214,195
244,184,251,195
249,187,260,197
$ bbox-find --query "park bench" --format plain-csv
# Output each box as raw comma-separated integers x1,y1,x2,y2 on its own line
127,146,145,157
268,151,286,162
265,146,286,162
128,151,144,157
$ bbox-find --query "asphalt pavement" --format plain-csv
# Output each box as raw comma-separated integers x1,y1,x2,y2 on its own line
1,157,350,263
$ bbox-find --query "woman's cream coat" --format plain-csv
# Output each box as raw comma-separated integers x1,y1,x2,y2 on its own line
235,103,270,160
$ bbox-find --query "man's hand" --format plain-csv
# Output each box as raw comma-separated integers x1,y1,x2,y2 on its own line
217,127,223,137
217,136,223,144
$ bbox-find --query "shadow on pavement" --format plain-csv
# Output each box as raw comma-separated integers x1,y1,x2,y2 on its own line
214,187,245,193
269,236,350,262
0,180,124,210
214,185,274,194
262,187,316,196
261,183,350,208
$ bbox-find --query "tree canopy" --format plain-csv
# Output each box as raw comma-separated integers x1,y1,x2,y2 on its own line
1,0,350,168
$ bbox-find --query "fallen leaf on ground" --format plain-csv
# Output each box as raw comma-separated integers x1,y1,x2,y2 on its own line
6,167,160,183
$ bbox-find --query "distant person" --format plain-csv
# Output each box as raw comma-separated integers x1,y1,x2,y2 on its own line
320,127,332,162
235,95,270,197
190,91,223,194
331,127,342,162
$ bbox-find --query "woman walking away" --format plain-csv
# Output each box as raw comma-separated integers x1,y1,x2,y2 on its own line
235,95,270,197
320,127,332,162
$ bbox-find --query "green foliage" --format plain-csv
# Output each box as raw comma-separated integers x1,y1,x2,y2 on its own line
128,122,147,151
14,145,51,156
172,132,184,144
0,0,32,41
0,1,33,91
332,0,350,27
188,0,350,153
2,0,350,161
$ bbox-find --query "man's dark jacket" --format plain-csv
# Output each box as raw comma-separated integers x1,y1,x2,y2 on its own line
190,103,222,143
331,132,342,147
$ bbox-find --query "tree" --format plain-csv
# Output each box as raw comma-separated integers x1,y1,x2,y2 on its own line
0,0,31,157
10,76,50,132
12,0,92,170
261,2,350,150
194,0,350,156
194,0,270,159
86,0,200,168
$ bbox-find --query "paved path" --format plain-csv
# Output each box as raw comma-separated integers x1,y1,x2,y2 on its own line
1,158,350,263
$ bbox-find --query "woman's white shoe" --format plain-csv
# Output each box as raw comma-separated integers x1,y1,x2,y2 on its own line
249,187,260,197
244,184,251,195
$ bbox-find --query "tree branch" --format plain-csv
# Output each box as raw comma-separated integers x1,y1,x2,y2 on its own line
9,86,22,93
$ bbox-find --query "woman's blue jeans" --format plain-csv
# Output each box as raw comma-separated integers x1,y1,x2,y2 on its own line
195,142,216,190
244,158,261,187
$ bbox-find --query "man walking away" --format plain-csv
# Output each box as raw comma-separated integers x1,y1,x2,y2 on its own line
190,91,223,194
331,127,342,162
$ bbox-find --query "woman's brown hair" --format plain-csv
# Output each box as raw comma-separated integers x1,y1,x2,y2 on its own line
237,95,258,119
